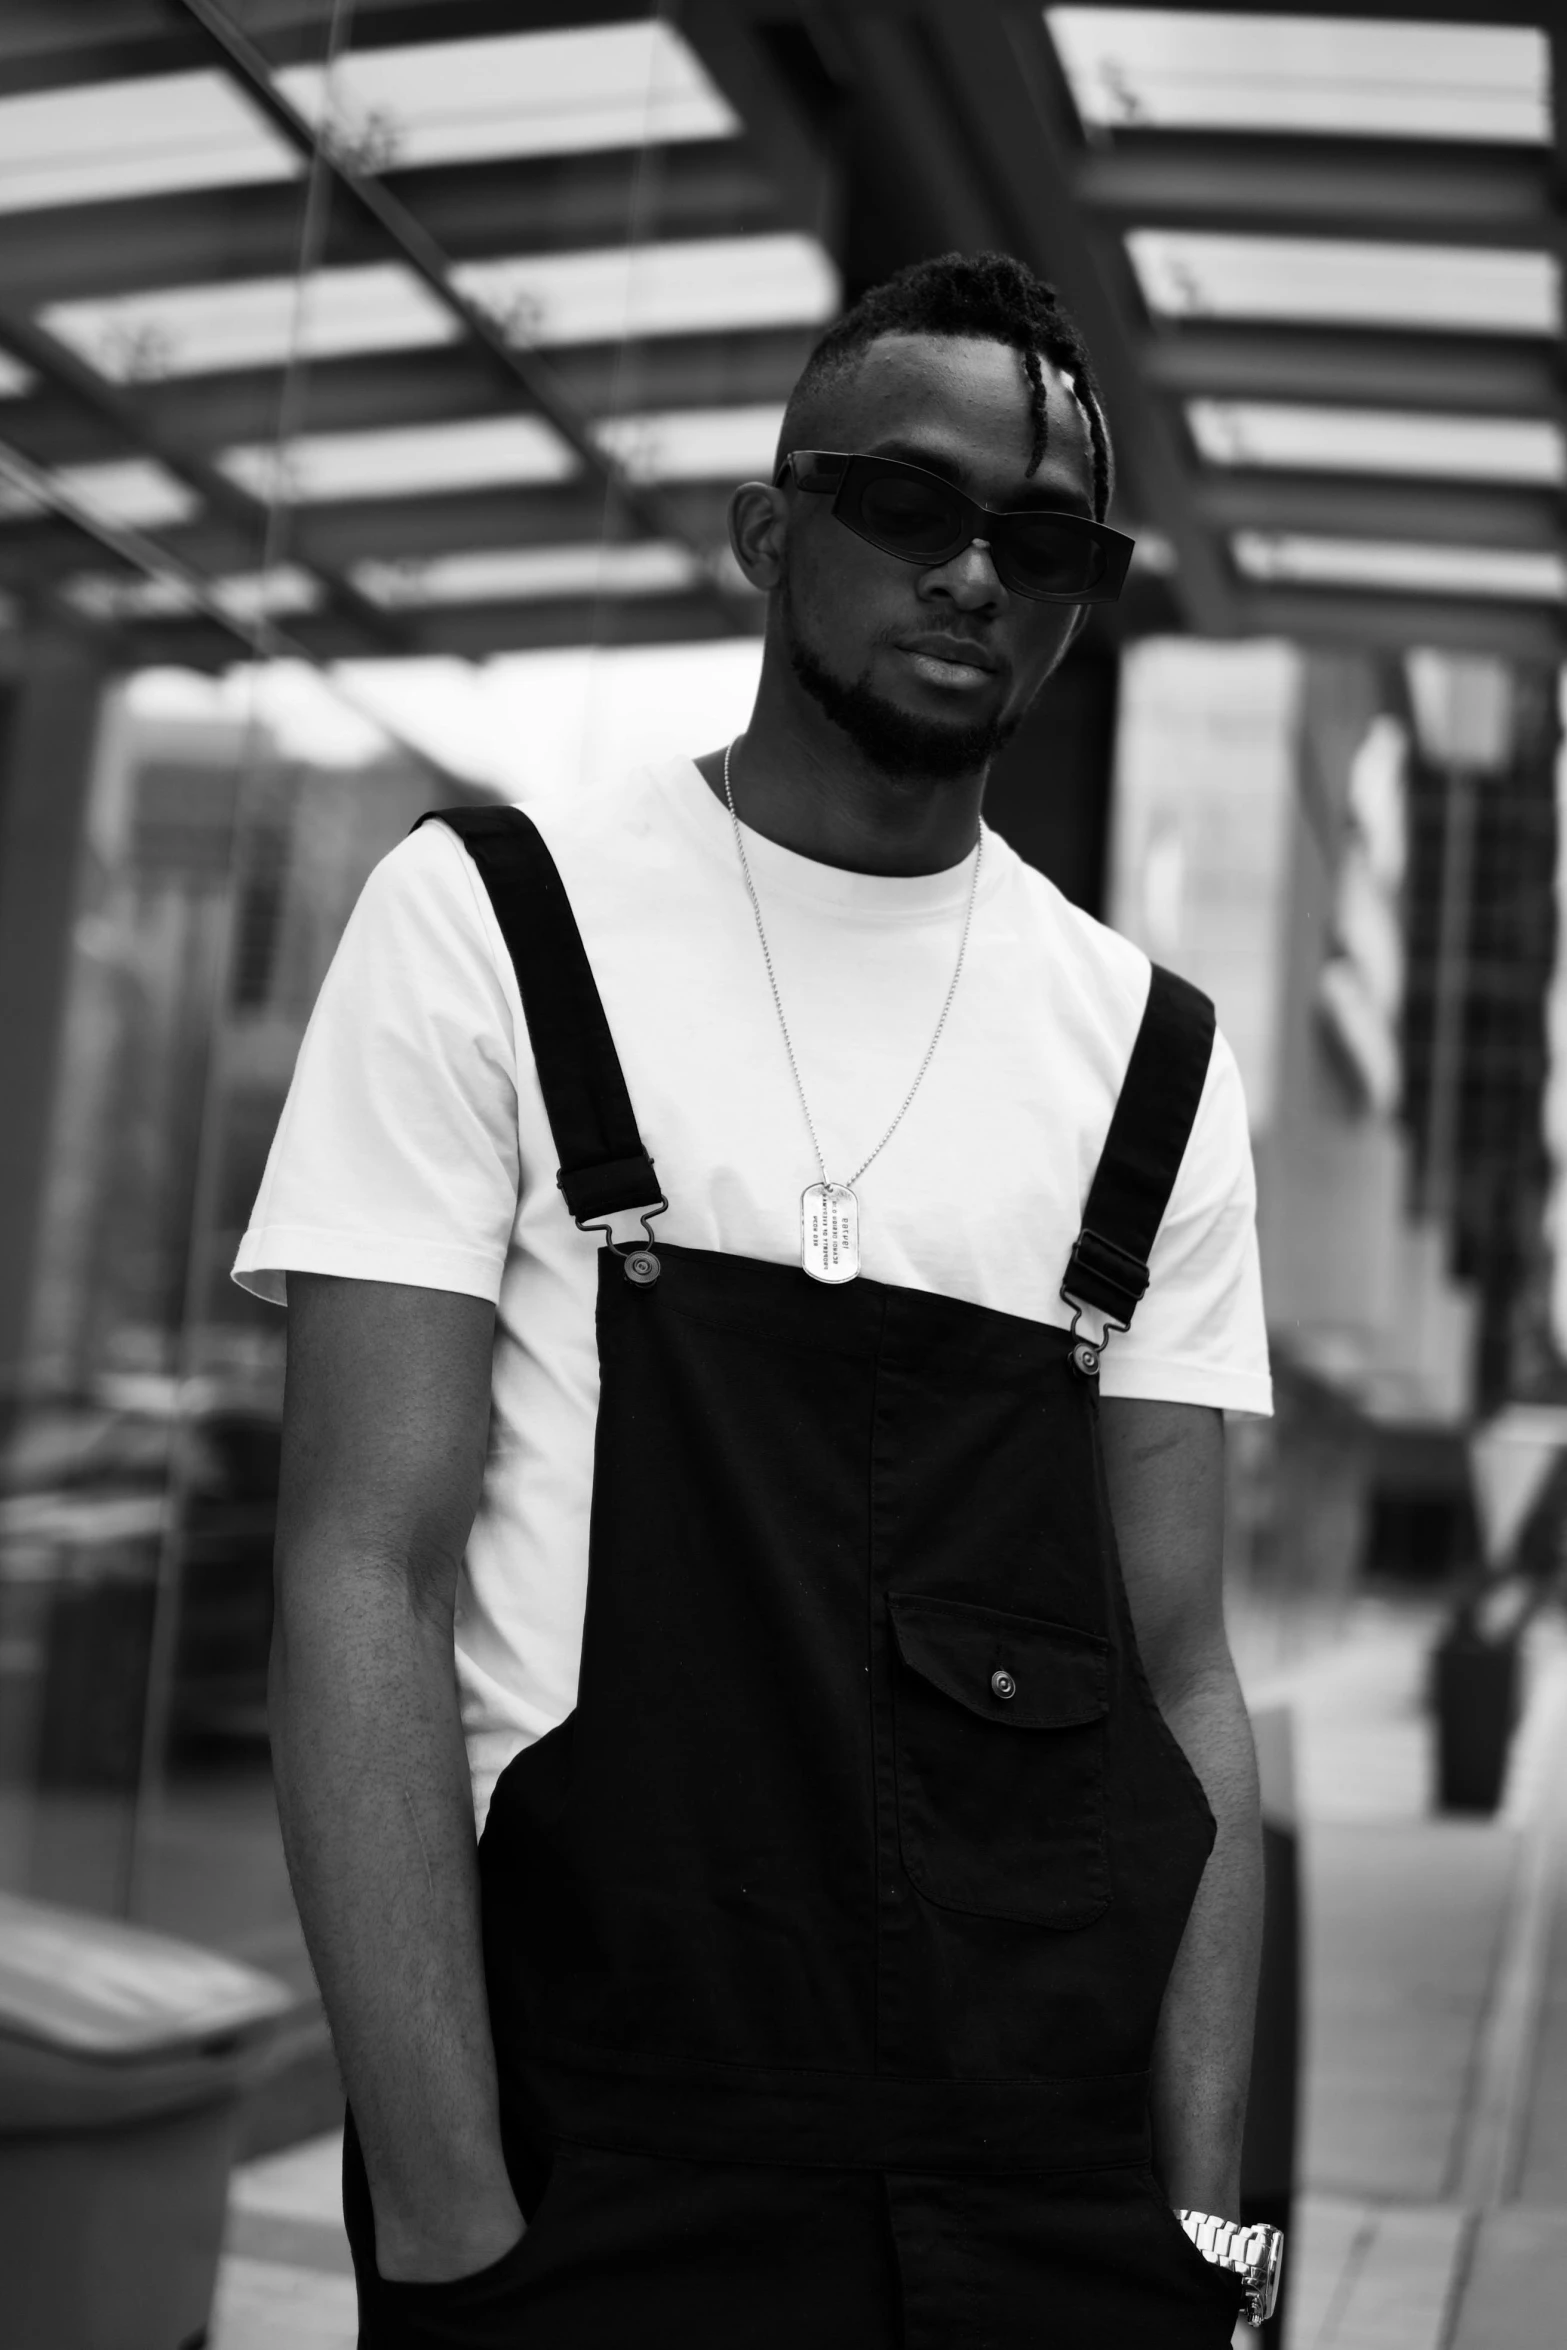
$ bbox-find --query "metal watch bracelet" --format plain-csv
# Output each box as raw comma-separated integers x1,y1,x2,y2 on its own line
1176,2209,1285,2326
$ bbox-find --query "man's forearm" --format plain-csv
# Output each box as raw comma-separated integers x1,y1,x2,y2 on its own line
270,1556,521,2280
1148,1658,1264,2215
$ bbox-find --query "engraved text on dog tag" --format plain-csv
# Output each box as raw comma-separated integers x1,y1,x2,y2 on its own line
801,1182,860,1285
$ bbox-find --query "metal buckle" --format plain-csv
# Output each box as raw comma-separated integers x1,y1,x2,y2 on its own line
576,1197,669,1287
1062,1293,1129,1382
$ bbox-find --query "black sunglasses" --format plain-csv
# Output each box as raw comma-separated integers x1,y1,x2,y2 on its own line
776,450,1134,604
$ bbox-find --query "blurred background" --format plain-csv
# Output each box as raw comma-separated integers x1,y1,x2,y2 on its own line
2,5,1567,2348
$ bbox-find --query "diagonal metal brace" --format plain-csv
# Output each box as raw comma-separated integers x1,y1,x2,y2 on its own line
172,0,753,628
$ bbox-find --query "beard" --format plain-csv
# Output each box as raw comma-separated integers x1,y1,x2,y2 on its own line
781,582,1024,782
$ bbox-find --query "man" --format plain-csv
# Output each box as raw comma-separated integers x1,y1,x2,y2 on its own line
239,251,1276,2347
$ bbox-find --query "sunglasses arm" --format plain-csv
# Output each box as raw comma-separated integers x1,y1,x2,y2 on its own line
776,451,850,494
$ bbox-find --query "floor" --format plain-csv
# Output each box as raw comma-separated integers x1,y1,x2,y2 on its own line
1249,1605,1567,2350
207,1600,1567,2349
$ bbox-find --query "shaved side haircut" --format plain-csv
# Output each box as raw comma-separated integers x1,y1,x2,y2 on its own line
778,250,1115,519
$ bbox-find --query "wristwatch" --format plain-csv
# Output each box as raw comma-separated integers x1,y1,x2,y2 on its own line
1176,2209,1284,2327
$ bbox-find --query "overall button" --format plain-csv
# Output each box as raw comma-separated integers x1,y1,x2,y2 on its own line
623,1249,661,1288
1070,1339,1101,1379
990,1669,1017,1702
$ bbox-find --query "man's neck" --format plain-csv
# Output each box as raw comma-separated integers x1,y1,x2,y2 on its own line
693,669,986,880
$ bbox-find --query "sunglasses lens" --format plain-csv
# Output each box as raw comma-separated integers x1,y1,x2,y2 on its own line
855,471,962,558
1001,518,1107,598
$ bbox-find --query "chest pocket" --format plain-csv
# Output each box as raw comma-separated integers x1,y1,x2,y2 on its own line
888,1593,1111,1930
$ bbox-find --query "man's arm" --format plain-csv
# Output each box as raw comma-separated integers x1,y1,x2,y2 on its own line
271,1272,523,2282
1099,1396,1263,2218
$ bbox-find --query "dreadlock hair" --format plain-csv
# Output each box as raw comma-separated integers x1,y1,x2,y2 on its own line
778,251,1113,521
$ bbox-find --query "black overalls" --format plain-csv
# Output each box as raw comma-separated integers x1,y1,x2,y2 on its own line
345,809,1247,2349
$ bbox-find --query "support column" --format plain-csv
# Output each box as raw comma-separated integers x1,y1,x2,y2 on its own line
983,631,1120,914
0,628,112,1404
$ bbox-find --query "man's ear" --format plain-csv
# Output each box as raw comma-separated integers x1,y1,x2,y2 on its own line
728,480,788,591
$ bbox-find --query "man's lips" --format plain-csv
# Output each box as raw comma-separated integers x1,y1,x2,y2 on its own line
897,638,1001,688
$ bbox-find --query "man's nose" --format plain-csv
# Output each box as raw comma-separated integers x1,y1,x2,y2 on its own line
924,534,1005,610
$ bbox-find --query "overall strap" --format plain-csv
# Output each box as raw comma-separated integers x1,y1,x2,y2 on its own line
1062,964,1216,1333
418,807,663,1226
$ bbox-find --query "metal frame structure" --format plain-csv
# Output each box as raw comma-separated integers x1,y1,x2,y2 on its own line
0,0,1560,669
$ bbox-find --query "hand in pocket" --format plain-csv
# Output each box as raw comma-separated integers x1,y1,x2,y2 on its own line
367,2225,533,2348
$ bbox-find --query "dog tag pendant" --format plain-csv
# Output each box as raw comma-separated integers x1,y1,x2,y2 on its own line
802,1182,860,1284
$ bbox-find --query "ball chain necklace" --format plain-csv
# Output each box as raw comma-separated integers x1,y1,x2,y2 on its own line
721,737,983,1285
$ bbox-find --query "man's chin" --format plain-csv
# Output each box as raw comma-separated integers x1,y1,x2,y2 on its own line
790,637,1017,781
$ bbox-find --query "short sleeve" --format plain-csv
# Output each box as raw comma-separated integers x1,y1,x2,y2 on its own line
232,821,521,1306
1097,1026,1272,1415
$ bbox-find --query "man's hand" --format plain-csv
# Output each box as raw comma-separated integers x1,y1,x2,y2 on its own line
1099,1396,1264,2219
271,1273,524,2281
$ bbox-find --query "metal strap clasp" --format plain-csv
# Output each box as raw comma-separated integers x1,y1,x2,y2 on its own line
576,1196,669,1288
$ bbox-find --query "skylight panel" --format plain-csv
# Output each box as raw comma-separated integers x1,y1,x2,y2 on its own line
596,405,785,482
1233,531,1565,600
220,416,577,505
459,234,839,347
1129,231,1558,335
1048,10,1548,143
0,458,198,531
277,20,736,169
0,71,299,214
42,236,837,388
63,566,320,624
1190,402,1566,484
354,542,701,608
44,265,457,385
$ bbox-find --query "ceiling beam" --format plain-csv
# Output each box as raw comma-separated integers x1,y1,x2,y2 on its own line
2,328,811,469
0,146,788,308
1142,324,1564,418
0,1,636,97
1240,586,1564,661
1077,135,1554,251
111,582,763,671
0,479,741,588
917,0,1240,632
379,588,764,658
680,2,842,249
1197,471,1562,551
240,477,737,573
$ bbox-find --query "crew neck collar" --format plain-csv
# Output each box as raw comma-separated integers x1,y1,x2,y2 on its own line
649,755,1010,922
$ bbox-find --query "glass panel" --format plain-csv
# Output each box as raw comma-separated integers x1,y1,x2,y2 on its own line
0,70,300,213
44,236,838,383
1130,229,1559,334
0,4,783,1967
353,543,701,608
459,233,840,345
44,265,460,385
0,458,199,529
1048,8,1549,143
277,20,739,167
63,568,324,625
1233,530,1566,598
597,402,786,481
221,415,579,504
1190,402,1566,484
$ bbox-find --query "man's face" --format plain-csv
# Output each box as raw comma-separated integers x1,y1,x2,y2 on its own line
769,333,1097,777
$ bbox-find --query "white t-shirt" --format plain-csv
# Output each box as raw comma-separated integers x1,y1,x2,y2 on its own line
236,754,1271,1822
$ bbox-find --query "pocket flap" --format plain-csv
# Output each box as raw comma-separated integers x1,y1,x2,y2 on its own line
888,1593,1108,1729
